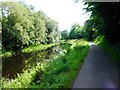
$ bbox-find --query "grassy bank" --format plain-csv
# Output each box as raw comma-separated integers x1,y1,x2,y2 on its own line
94,36,120,63
2,39,89,88
36,40,89,88
0,43,56,58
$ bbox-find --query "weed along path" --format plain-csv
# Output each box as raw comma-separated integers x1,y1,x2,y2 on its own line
72,42,119,88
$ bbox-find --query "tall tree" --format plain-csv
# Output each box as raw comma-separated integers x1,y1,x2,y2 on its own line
46,18,60,43
83,2,120,43
2,2,31,52
1,2,60,52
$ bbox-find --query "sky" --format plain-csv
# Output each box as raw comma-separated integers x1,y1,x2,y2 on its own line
1,0,90,31
24,0,90,31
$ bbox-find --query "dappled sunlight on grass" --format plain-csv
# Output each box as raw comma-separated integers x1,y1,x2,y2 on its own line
22,43,56,53
1,43,57,58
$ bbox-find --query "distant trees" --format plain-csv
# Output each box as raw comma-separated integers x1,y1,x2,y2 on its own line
1,2,60,52
69,23,82,39
61,23,83,40
61,30,69,40
81,18,101,41
62,2,119,42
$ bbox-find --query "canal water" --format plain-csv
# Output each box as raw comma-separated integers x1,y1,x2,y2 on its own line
2,45,62,79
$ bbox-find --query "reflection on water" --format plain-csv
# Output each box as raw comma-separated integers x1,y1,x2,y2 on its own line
2,45,61,79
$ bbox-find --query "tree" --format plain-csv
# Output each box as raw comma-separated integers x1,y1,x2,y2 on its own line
69,23,82,39
1,2,31,52
33,11,46,44
81,16,104,41
83,2,120,43
61,30,69,40
1,2,60,53
45,18,60,43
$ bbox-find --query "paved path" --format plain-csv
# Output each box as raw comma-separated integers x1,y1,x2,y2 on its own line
72,42,119,88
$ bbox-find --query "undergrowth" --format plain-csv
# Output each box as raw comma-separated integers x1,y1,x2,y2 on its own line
2,39,89,88
94,35,120,63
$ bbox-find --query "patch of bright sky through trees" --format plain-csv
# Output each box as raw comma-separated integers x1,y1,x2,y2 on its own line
1,0,90,31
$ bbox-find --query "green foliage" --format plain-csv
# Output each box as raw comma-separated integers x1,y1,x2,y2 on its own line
34,40,89,88
61,30,69,40
0,51,12,58
22,43,56,53
81,17,103,41
69,23,82,39
33,11,46,44
60,23,83,40
0,43,56,58
2,40,89,88
83,2,120,43
94,36,120,63
2,2,30,52
1,2,60,53
1,43,56,88
46,18,60,43
2,62,41,88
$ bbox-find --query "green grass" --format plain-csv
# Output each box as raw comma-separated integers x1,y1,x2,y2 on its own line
22,43,56,53
94,35,120,63
35,40,89,88
0,43,57,58
2,39,89,88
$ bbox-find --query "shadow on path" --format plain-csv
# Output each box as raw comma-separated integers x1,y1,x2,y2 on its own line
72,42,119,88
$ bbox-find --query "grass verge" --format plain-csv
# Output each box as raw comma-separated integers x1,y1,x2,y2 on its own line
94,35,120,63
0,43,56,58
22,43,56,53
35,40,89,88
